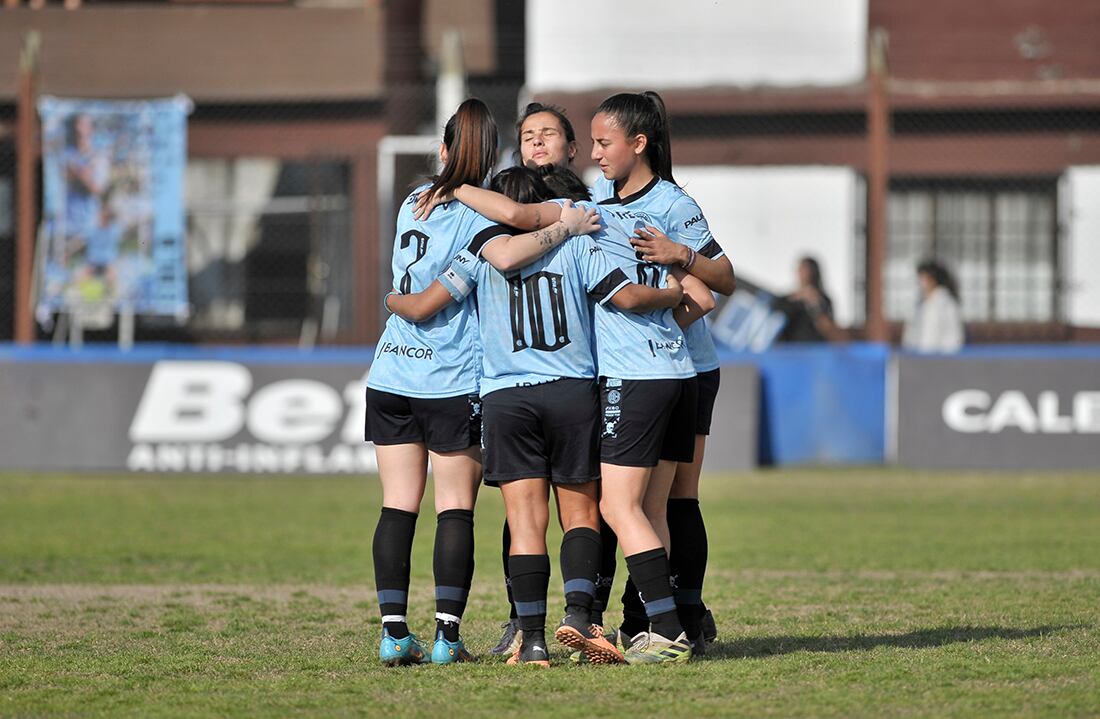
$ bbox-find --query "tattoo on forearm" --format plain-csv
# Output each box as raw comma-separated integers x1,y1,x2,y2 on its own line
532,222,567,249
533,208,542,229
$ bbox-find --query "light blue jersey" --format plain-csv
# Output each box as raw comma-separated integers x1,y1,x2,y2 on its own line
367,184,506,398
558,199,694,381
593,177,725,372
438,231,629,398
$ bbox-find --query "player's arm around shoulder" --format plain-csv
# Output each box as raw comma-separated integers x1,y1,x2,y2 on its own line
387,249,479,323
480,201,600,273
415,182,563,231
610,271,683,314
385,281,456,323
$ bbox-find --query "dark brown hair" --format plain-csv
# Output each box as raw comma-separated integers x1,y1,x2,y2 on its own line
426,98,498,200
595,90,676,185
536,165,591,203
917,258,960,301
489,166,553,204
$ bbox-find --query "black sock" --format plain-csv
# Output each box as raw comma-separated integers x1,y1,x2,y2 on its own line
624,548,683,640
620,575,649,637
502,521,517,620
434,509,474,642
591,519,618,627
668,498,708,638
373,507,417,639
509,554,550,637
560,527,600,623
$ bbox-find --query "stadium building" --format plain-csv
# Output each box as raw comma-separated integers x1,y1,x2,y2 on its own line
2,0,1099,345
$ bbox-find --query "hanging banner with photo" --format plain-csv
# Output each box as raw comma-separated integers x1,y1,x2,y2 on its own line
36,95,192,319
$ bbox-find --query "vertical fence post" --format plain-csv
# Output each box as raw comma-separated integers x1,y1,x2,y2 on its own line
866,27,891,342
14,31,40,346
352,149,379,343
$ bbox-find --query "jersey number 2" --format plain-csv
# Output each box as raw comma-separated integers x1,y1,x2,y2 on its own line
398,230,430,294
508,271,570,353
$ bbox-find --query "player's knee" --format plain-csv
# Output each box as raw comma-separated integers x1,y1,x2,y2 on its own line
598,498,627,530
560,504,599,533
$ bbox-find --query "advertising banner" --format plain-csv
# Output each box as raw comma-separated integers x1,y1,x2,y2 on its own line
894,355,1100,469
0,359,375,474
0,353,759,474
36,95,191,319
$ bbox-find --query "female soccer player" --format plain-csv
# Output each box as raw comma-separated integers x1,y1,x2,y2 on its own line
541,165,710,664
390,166,685,666
366,98,597,667
474,102,625,658
413,161,714,663
590,91,736,651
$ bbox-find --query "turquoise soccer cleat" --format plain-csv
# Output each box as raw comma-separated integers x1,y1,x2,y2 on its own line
378,629,429,667
430,631,474,664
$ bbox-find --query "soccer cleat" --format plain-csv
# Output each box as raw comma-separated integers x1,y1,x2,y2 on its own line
378,629,429,667
555,616,624,665
701,608,718,643
490,619,523,657
430,632,474,664
506,637,551,667
623,631,693,665
568,627,619,664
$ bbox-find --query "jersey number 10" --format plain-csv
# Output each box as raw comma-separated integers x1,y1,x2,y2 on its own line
508,271,571,353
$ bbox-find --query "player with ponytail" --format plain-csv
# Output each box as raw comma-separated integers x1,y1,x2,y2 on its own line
591,90,735,655
367,98,530,667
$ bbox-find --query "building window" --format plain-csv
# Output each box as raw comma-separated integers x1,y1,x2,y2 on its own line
186,158,352,341
885,179,1059,323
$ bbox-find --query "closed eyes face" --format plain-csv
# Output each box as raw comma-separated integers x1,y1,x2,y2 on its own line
590,112,643,181
520,112,575,168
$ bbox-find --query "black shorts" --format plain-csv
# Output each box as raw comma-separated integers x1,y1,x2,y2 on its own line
481,378,600,486
364,388,481,453
599,377,697,467
694,368,721,436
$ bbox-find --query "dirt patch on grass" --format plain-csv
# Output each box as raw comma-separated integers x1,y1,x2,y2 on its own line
0,585,391,640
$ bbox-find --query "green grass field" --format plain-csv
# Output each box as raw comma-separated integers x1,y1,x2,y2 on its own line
2,469,1099,718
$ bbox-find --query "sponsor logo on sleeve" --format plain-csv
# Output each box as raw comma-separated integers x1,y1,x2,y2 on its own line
442,268,472,298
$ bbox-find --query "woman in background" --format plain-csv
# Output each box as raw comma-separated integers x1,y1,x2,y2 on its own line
773,256,841,343
902,259,964,354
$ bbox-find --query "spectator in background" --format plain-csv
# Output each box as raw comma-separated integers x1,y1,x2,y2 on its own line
902,259,964,354
772,256,843,342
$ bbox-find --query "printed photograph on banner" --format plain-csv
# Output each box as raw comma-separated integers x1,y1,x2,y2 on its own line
36,96,192,319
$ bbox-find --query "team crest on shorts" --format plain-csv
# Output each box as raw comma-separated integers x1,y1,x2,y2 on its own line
607,389,621,405
602,404,620,438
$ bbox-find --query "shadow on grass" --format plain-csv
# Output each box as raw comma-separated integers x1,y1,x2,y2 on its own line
709,624,1085,659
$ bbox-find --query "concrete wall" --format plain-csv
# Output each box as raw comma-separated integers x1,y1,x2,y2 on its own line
526,0,866,92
